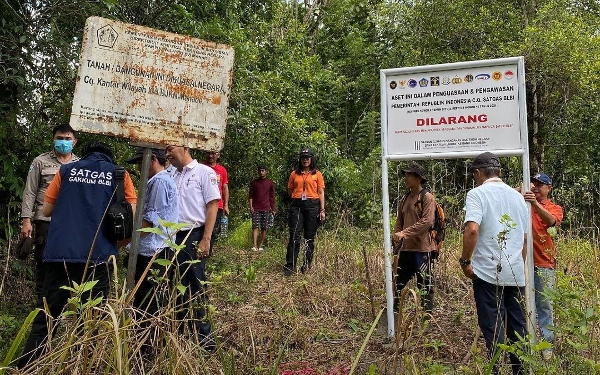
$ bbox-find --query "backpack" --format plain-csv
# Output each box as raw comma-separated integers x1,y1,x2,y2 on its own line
401,188,446,258
105,166,134,242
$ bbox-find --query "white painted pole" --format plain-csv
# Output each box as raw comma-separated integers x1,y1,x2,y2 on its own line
380,70,396,337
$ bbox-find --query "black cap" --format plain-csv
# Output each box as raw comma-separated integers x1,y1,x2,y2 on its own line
16,236,33,260
401,162,428,183
126,147,167,164
469,152,501,172
300,148,314,157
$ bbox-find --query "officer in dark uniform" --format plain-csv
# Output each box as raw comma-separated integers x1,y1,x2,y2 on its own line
18,142,137,368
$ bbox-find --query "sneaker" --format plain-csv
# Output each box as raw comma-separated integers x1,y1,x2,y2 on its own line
542,348,553,360
251,247,257,251
201,339,217,354
258,247,264,251
283,266,294,277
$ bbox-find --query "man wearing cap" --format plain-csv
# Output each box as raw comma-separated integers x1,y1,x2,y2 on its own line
20,124,79,297
392,162,436,315
461,152,528,375
202,150,229,254
125,148,179,312
165,145,220,352
249,165,276,251
523,172,563,359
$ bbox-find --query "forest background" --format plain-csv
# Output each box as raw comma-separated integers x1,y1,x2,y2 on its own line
1,0,600,374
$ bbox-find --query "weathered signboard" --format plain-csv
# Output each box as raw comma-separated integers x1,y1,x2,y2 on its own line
71,17,234,150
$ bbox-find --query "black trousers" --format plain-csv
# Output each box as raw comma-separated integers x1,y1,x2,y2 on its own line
285,199,320,270
394,251,434,311
473,278,526,375
175,227,212,343
33,220,50,298
132,250,171,314
209,208,223,256
18,262,112,368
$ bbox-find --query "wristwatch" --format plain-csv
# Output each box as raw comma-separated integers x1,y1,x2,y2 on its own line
459,257,471,266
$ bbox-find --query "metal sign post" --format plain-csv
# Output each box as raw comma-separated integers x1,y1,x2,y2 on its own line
125,148,151,290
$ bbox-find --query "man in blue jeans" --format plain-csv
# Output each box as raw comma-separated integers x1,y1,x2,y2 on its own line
522,172,563,360
460,152,529,375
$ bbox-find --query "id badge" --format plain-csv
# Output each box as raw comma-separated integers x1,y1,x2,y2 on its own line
301,192,307,200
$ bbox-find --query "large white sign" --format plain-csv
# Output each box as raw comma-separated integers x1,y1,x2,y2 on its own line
71,17,234,150
382,58,524,158
379,57,531,338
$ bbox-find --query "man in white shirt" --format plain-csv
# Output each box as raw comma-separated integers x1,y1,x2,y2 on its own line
165,145,220,353
460,152,528,375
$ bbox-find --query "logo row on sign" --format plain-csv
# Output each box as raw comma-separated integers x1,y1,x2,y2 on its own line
389,70,514,90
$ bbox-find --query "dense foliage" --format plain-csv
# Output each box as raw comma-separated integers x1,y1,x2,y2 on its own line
1,0,599,234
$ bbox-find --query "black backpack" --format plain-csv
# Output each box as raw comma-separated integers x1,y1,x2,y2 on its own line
105,166,134,241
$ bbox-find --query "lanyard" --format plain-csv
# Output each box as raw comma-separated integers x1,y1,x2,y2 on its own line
302,172,310,192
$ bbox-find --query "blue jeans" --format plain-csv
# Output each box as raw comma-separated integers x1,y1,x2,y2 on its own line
473,278,526,375
534,267,555,343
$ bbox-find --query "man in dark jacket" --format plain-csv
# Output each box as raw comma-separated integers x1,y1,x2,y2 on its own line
17,142,137,368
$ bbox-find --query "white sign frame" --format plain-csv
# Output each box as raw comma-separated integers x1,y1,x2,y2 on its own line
380,57,535,340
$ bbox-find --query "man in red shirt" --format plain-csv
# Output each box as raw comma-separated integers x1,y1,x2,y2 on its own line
203,150,229,254
522,172,563,360
249,165,276,251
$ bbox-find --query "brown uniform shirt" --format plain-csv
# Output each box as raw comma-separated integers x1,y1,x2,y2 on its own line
21,151,79,221
394,190,436,252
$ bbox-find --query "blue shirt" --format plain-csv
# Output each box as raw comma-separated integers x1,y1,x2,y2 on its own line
138,170,179,256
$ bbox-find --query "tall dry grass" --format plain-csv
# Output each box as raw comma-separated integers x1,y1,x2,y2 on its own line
1,217,599,374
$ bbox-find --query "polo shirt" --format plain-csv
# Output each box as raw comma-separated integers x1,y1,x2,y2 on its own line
287,170,325,199
532,199,563,268
174,160,220,229
203,162,228,209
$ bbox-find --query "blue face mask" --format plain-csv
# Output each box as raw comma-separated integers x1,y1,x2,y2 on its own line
54,140,73,154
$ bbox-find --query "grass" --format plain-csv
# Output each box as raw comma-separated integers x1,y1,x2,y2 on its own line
0,220,599,374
